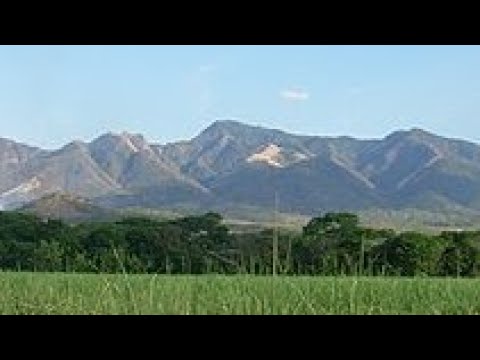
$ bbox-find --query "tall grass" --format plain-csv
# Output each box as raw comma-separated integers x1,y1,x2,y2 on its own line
0,272,479,315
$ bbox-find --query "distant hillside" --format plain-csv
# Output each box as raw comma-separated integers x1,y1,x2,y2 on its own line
20,192,116,222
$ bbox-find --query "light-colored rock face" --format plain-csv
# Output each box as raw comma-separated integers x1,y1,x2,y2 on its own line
119,132,140,153
117,132,158,158
247,144,284,167
0,177,42,198
246,144,311,168
0,177,43,209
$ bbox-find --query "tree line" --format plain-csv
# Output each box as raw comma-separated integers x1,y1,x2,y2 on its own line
0,211,479,276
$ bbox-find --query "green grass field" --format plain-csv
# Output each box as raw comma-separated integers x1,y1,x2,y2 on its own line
1,272,479,315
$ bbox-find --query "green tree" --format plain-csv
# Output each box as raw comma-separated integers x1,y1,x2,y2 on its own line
438,232,480,277
375,232,446,276
297,213,363,274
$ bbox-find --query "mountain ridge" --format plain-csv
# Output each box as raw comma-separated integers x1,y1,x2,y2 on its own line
2,120,480,215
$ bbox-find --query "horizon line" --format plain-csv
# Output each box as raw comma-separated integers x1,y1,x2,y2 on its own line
0,119,475,151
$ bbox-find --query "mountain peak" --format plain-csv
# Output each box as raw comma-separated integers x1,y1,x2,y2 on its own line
202,119,248,134
211,119,245,127
384,127,437,142
407,127,436,137
205,119,282,133
100,131,144,141
198,120,292,142
60,140,88,152
91,131,152,155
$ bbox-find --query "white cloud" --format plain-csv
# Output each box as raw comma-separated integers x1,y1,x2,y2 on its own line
280,88,310,101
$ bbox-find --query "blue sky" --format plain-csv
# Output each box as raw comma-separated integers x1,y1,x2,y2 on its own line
1,45,480,149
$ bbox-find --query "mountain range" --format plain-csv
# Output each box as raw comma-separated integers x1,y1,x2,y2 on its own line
2,120,480,216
